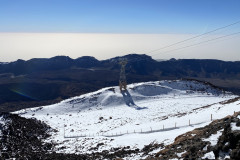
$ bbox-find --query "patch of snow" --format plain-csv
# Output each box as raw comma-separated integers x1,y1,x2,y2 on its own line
231,122,240,131
202,129,223,146
203,145,208,151
149,148,162,154
0,116,4,136
177,151,186,157
0,116,4,125
123,153,144,160
219,150,230,159
202,151,215,159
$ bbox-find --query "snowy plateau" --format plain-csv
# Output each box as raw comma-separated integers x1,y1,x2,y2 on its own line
14,80,240,159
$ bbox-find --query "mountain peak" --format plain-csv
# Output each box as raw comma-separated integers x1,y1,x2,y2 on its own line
106,54,155,64
75,56,100,68
49,55,72,61
76,56,98,61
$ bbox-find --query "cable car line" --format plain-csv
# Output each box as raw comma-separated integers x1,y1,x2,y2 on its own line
150,31,240,56
147,20,240,55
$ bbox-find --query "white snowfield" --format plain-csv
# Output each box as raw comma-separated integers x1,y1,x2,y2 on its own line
14,80,240,159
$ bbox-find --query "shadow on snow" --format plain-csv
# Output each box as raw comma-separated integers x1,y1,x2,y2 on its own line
121,89,148,110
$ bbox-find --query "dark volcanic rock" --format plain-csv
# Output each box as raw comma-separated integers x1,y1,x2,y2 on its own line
0,112,54,159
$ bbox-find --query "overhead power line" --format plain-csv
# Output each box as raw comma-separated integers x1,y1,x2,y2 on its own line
150,31,240,56
148,20,240,55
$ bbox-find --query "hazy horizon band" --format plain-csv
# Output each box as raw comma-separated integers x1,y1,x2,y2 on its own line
0,33,239,62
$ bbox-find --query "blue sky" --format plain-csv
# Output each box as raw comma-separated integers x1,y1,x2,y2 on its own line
0,0,239,33
0,0,240,62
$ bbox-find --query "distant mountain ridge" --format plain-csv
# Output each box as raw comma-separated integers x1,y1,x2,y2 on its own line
1,54,240,77
0,54,240,112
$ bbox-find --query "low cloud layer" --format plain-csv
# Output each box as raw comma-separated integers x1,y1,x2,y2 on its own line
0,33,239,62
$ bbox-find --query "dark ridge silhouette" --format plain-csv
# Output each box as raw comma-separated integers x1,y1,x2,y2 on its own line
0,54,240,112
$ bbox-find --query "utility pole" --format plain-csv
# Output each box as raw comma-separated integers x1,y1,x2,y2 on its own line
119,59,127,92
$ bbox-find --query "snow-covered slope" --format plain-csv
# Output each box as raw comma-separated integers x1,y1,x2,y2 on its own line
14,80,240,159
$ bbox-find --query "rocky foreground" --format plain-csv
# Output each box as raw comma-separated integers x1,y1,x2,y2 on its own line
0,112,240,159
147,111,240,160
